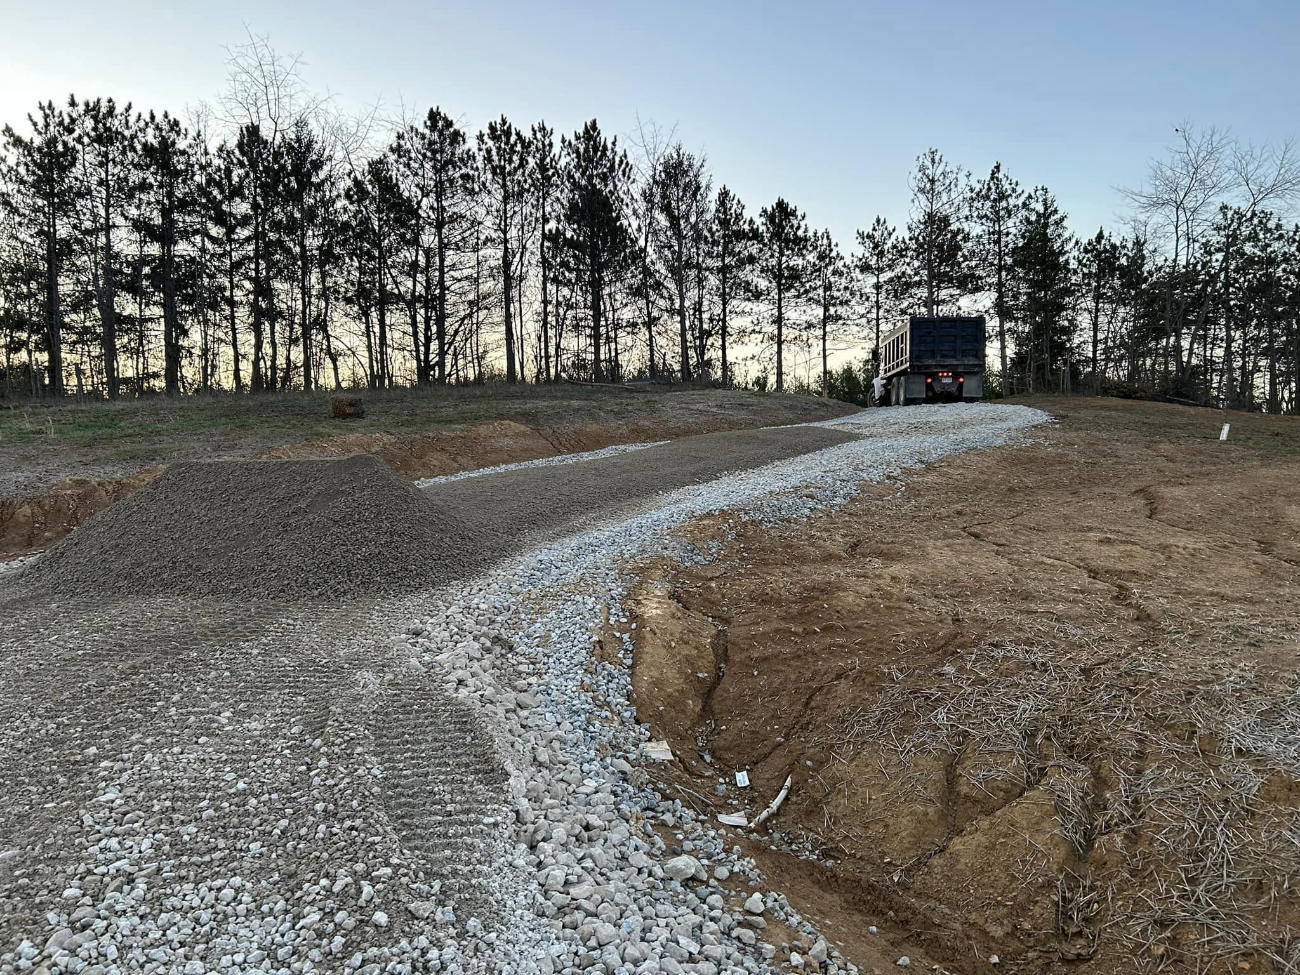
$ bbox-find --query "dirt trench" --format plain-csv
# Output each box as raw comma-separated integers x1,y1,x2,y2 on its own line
629,399,1300,975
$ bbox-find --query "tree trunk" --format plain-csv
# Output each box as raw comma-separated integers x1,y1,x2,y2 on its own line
590,264,603,382
720,261,730,386
502,231,516,382
377,241,390,388
995,224,1008,395
693,257,706,374
774,249,785,393
162,177,181,397
227,230,243,392
99,171,119,399
251,191,265,392
45,203,64,396
676,264,690,382
319,260,341,389
539,199,551,383
409,251,422,385
820,300,829,398
300,224,312,391
872,283,882,378
435,197,448,382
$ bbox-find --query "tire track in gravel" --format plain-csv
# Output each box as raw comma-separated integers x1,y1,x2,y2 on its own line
0,423,859,966
0,593,512,958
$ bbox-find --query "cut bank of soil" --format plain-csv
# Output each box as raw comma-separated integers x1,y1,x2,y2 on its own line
630,399,1300,975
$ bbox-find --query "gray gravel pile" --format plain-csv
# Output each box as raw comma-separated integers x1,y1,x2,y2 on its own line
14,455,487,601
0,404,1050,975
13,427,854,603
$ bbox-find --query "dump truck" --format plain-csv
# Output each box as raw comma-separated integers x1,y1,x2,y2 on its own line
877,315,986,405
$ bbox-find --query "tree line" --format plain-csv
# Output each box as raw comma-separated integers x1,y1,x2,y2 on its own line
0,39,836,399
2,40,1298,411
846,132,1300,410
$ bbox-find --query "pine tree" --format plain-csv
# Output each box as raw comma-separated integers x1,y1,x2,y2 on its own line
1,102,78,395
531,122,559,382
1076,227,1122,391
233,123,275,390
969,162,1024,393
71,96,140,398
853,215,902,378
278,117,327,390
630,151,666,380
654,145,711,380
810,229,850,397
478,116,529,382
1011,186,1074,391
202,141,247,390
554,120,632,381
905,148,971,317
710,185,752,386
139,111,197,395
755,197,810,393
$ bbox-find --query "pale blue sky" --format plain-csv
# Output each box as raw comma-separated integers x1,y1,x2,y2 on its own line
2,0,1295,248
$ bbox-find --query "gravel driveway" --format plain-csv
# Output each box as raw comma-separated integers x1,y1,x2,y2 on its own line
0,405,1048,974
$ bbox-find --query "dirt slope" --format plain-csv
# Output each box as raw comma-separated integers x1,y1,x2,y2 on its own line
630,399,1300,975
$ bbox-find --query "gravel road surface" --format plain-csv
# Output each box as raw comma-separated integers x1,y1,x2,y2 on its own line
0,405,1049,975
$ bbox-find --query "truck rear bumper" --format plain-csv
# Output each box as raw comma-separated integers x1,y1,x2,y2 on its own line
923,371,981,401
885,371,983,404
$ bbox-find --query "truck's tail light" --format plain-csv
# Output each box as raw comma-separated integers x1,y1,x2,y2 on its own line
926,377,932,384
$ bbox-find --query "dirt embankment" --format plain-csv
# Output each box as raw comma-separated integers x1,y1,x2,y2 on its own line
630,399,1300,975
0,468,164,557
1,392,854,558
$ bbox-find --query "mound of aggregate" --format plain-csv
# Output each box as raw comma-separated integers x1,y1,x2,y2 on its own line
15,454,487,601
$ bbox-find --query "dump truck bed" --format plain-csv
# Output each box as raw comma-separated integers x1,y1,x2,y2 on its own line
879,316,986,405
881,317,985,379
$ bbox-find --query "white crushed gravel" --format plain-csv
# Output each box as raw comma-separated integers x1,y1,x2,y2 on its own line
415,441,668,487
1,403,1050,975
0,554,36,575
395,404,1049,973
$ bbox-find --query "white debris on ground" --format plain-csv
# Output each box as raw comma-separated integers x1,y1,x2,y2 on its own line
0,554,37,575
0,404,1049,975
415,441,669,487
399,404,1049,973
